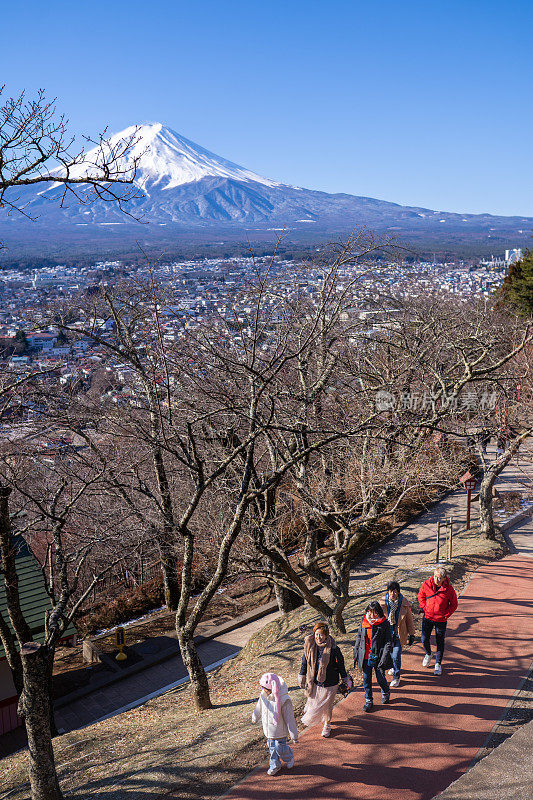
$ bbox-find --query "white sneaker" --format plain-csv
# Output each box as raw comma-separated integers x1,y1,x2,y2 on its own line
285,756,295,769
434,663,442,676
422,654,432,667
267,765,281,776
390,677,400,688
387,668,394,676
321,723,331,737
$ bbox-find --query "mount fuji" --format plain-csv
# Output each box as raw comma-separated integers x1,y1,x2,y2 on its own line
2,122,532,252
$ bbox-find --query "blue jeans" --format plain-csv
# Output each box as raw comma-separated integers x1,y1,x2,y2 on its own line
391,634,402,678
362,658,390,703
421,617,447,664
267,737,293,770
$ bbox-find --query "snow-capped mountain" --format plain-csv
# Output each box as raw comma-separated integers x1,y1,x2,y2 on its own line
17,122,302,224
44,123,283,193
3,123,532,248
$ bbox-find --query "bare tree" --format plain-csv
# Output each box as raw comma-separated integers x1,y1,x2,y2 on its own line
0,86,142,800
0,444,130,800
0,86,141,236
477,430,532,538
47,235,388,708
242,294,533,630
425,304,533,538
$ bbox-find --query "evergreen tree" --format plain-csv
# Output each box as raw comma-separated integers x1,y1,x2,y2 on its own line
13,329,28,353
55,329,69,347
499,249,533,315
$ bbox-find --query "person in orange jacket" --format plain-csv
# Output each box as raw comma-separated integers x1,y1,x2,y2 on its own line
418,566,458,676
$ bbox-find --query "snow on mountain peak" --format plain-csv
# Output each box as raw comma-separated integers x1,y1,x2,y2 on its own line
63,122,283,192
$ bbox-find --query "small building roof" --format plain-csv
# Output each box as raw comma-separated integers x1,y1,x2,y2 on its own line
0,535,75,659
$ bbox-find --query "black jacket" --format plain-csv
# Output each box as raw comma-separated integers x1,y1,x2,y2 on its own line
353,618,393,671
299,644,347,687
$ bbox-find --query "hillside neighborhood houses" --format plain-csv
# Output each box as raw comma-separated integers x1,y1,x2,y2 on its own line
0,252,511,427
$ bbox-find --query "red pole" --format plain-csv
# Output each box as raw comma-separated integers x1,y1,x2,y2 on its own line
466,488,471,530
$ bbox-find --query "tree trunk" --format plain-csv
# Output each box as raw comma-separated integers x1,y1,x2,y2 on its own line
159,548,181,611
46,647,59,738
19,643,63,800
0,613,24,696
479,473,496,540
274,583,303,614
262,528,303,615
328,609,347,635
478,432,531,541
329,570,350,634
266,550,303,614
149,419,181,611
176,627,213,711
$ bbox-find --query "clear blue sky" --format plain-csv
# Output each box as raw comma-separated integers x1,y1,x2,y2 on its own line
3,0,532,215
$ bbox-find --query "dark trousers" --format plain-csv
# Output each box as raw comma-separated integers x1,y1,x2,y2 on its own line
421,617,447,664
362,658,389,702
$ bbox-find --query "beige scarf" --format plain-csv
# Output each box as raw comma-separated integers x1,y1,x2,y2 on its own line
304,633,335,698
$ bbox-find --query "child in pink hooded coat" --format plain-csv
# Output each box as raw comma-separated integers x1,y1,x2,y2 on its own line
252,672,299,775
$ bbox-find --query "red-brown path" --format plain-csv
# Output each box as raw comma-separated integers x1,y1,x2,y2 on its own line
225,555,533,800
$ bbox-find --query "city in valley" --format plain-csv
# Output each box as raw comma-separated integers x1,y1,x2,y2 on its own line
0,251,518,435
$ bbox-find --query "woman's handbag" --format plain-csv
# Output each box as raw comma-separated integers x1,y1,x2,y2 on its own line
338,674,354,696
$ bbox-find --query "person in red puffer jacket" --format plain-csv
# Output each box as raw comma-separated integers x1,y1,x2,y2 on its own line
418,566,458,676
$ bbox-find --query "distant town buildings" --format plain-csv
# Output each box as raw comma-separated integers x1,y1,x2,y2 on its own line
481,247,523,270
0,248,519,430
505,248,523,264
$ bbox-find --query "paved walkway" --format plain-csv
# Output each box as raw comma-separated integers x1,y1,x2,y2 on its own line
506,515,533,558
54,611,283,733
54,638,239,733
352,444,532,583
431,496,533,800
434,719,533,800
224,553,533,800
53,444,533,734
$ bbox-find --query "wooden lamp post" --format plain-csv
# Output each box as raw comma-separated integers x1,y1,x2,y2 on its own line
460,471,477,530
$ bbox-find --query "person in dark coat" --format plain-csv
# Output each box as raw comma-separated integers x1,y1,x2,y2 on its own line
353,601,393,712
298,621,351,737
418,566,458,675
